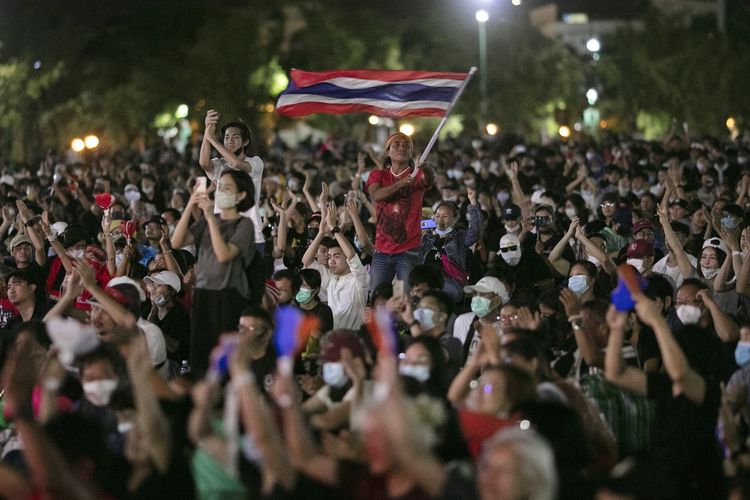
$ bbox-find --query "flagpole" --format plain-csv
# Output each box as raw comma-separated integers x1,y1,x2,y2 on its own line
412,66,478,177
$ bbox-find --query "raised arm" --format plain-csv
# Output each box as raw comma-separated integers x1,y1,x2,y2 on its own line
40,212,73,273
171,190,200,249
697,289,739,343
635,294,706,404
604,306,647,395
17,201,46,267
345,198,373,255
327,203,355,260
100,214,117,277
76,259,137,329
301,173,320,214
127,333,171,475
463,187,482,248
368,175,412,202
198,110,218,171
575,226,617,276
656,202,694,279
549,217,578,265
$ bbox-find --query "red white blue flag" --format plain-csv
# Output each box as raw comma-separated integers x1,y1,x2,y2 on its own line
275,69,472,118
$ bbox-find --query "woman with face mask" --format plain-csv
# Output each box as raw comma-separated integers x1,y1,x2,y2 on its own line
566,262,596,302
301,330,370,430
144,270,189,372
171,170,257,373
398,336,448,397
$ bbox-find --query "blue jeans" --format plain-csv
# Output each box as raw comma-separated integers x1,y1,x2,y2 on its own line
369,249,419,298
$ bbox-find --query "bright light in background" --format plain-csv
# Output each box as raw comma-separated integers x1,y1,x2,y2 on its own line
727,117,737,129
485,123,498,136
33,60,42,70
175,104,189,119
586,88,598,105
586,38,601,53
399,123,415,136
368,115,381,125
512,0,522,5
558,125,571,138
475,9,489,23
71,138,85,152
574,122,583,131
84,135,99,149
600,120,609,128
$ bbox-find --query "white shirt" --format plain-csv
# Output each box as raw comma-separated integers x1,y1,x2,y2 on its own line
209,156,265,244
306,259,331,303
651,253,698,289
327,255,369,330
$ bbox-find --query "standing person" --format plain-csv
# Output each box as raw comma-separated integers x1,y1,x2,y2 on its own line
366,132,435,295
199,109,265,255
171,170,256,373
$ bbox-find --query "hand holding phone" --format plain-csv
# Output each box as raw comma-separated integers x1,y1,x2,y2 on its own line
195,177,207,193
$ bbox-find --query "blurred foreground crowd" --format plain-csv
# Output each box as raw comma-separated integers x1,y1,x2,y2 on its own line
1,115,750,499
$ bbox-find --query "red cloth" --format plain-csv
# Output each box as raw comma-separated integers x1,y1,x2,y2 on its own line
458,409,515,460
46,257,112,311
0,297,19,328
365,167,427,254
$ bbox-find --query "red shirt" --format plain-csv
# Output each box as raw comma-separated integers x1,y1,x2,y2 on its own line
366,167,427,254
46,257,112,311
458,409,514,460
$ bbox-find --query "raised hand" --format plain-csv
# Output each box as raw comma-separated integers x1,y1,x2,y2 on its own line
326,201,338,229
559,287,582,318
467,186,477,206
204,109,220,130
566,216,579,237
605,304,628,332
15,199,32,225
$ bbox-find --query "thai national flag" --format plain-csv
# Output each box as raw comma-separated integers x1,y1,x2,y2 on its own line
275,69,472,118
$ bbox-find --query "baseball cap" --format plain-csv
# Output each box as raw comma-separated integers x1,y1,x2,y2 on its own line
144,215,167,228
626,239,655,259
502,204,521,220
703,237,729,255
319,331,367,362
632,219,654,235
9,233,32,250
107,276,146,302
463,276,507,297
144,270,181,293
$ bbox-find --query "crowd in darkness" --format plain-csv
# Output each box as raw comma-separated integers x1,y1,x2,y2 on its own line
1,112,750,499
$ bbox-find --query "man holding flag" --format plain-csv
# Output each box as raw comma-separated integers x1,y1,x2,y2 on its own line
276,67,475,295
366,132,434,295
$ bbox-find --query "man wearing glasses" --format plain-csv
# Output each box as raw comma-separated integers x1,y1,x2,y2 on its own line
491,233,554,298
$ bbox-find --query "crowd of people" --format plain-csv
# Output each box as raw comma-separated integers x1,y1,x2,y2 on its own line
0,111,749,499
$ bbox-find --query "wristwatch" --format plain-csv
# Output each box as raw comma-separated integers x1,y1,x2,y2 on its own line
331,226,341,235
568,314,583,330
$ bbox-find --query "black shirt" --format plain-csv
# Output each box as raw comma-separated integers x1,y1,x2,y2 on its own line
152,302,191,362
5,299,53,331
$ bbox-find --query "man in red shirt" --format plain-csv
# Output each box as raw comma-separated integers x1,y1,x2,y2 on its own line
365,132,434,295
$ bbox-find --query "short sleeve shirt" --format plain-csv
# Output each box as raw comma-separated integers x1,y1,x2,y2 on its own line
189,216,255,298
209,156,265,244
366,167,428,254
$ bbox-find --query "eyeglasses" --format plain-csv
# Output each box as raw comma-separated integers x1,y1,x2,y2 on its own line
238,325,267,334
500,245,518,253
600,202,616,208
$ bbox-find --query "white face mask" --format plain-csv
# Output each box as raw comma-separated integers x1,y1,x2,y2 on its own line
435,226,453,237
399,364,430,382
82,379,118,407
68,248,84,260
564,207,577,219
413,307,436,330
124,190,141,203
115,252,124,268
497,192,510,204
626,258,645,274
701,267,719,280
500,247,522,267
676,304,702,325
504,223,520,235
322,362,349,388
215,191,237,209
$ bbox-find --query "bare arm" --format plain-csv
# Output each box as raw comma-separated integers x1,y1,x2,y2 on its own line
575,227,617,276
698,289,739,343
198,111,219,171
171,192,199,249
604,306,647,395
345,198,373,255
368,176,411,202
656,202,694,279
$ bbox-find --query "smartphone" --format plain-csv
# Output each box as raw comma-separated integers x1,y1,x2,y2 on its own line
421,219,437,231
393,279,405,298
195,177,207,193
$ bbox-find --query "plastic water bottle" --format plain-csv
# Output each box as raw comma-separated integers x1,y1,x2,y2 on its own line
179,360,191,376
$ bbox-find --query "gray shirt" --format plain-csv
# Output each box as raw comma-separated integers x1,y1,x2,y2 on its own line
190,216,255,298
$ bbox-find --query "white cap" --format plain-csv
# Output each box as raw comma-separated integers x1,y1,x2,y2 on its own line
144,270,181,293
464,276,507,297
107,276,146,302
702,237,729,256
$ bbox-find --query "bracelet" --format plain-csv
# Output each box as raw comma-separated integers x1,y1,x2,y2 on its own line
331,226,341,234
733,251,742,256
164,250,173,255
47,234,57,242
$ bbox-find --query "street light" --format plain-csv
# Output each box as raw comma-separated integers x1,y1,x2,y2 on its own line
558,125,571,138
71,138,85,152
486,123,499,136
399,123,415,136
368,115,380,125
84,135,99,149
586,88,598,106
586,38,601,53
475,10,489,121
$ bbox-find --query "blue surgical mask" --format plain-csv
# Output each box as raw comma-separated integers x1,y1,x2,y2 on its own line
568,275,590,296
399,364,430,382
471,296,493,317
413,307,435,330
322,362,349,388
721,216,739,231
736,341,750,367
435,226,453,237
